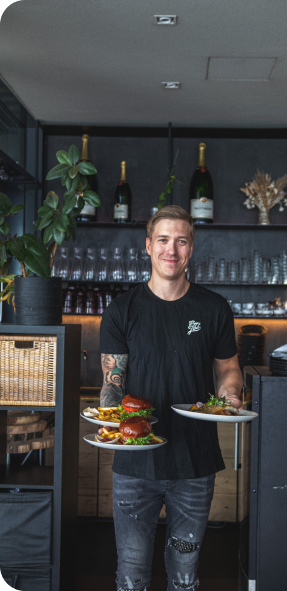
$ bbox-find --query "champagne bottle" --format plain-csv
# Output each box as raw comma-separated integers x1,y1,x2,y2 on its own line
77,134,98,222
114,161,131,223
189,143,213,224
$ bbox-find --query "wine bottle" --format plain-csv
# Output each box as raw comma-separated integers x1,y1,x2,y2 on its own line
114,161,131,223
77,134,98,222
189,143,213,224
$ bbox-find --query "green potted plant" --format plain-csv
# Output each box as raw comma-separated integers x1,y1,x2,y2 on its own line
0,144,100,325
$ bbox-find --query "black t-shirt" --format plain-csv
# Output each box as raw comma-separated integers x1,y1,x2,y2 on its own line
100,282,237,480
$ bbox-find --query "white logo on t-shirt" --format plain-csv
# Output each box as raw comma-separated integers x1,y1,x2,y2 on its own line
187,320,201,334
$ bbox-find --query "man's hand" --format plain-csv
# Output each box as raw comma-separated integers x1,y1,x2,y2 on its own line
220,391,243,410
213,354,243,410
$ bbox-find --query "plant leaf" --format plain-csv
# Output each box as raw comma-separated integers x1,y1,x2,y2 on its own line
34,218,42,231
70,173,80,192
65,175,73,191
68,145,80,165
159,192,166,201
83,191,101,207
52,227,65,245
0,222,11,235
166,185,171,194
0,216,4,226
38,210,54,230
78,162,97,175
0,193,11,215
77,196,85,212
23,251,51,278
56,150,72,165
43,223,55,245
62,195,77,214
71,227,76,242
46,163,71,181
38,205,52,217
45,191,59,209
79,174,88,191
68,165,79,179
0,245,7,266
67,215,77,228
53,213,70,232
10,204,24,215
61,173,68,187
22,233,49,259
6,237,26,262
1,257,12,275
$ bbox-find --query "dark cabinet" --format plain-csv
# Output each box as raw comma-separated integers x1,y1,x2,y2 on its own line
0,324,81,591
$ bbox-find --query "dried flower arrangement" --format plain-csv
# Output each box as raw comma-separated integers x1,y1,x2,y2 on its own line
240,170,287,225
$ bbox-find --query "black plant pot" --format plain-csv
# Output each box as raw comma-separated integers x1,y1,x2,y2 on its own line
14,277,62,326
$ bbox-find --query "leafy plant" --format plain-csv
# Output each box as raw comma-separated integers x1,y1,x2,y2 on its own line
157,149,179,210
0,144,100,303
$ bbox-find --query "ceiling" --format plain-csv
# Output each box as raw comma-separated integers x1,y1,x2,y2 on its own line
1,0,287,127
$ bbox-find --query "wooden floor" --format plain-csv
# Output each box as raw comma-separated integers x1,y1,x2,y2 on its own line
76,520,239,591
77,575,238,591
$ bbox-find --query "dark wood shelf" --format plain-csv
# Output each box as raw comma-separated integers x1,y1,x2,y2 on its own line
0,465,54,489
196,282,287,287
193,224,287,230
234,315,287,319
77,221,147,228
0,405,56,411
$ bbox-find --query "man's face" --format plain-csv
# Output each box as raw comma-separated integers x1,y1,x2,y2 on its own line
146,218,193,281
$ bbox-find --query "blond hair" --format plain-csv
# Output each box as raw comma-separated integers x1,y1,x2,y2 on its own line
147,205,194,242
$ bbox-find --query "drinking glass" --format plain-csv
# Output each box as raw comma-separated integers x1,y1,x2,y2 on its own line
240,258,250,284
140,249,151,282
84,248,96,281
280,251,287,285
229,261,239,284
270,256,281,284
261,259,270,284
195,263,204,283
205,257,216,283
58,247,70,280
97,248,108,282
71,247,84,281
111,247,124,281
217,258,227,283
251,250,262,284
127,248,139,282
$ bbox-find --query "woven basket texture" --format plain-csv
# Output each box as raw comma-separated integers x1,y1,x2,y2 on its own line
0,335,57,406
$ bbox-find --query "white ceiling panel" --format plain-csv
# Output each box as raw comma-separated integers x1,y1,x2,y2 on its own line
0,0,287,126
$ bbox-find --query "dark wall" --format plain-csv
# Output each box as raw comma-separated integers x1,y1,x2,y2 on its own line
46,131,287,386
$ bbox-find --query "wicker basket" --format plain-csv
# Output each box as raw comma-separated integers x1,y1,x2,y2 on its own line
0,335,57,406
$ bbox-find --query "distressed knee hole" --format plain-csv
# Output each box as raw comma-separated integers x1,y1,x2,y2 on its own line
173,577,199,590
168,536,200,553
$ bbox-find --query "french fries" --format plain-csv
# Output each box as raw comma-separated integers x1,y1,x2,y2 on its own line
97,407,122,422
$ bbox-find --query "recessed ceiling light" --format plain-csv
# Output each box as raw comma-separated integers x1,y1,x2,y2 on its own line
154,15,177,26
162,82,181,89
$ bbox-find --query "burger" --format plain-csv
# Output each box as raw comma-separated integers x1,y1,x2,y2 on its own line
119,416,153,445
119,394,154,420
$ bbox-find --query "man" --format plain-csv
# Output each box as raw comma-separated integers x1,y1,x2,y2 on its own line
100,205,243,591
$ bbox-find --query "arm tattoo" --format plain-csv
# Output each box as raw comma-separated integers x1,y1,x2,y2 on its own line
100,354,128,407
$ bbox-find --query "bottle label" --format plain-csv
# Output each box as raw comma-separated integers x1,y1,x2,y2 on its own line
114,204,128,220
190,198,213,219
76,196,95,216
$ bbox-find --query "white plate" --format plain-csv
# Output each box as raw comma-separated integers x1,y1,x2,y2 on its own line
80,412,158,428
171,404,258,423
83,433,168,450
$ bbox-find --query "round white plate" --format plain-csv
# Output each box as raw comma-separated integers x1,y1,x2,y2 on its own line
80,412,158,428
83,433,167,450
171,404,258,423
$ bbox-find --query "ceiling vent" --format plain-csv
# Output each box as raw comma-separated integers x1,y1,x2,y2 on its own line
154,15,177,25
162,82,181,89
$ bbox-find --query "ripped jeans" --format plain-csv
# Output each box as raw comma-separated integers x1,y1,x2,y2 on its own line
113,472,215,591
